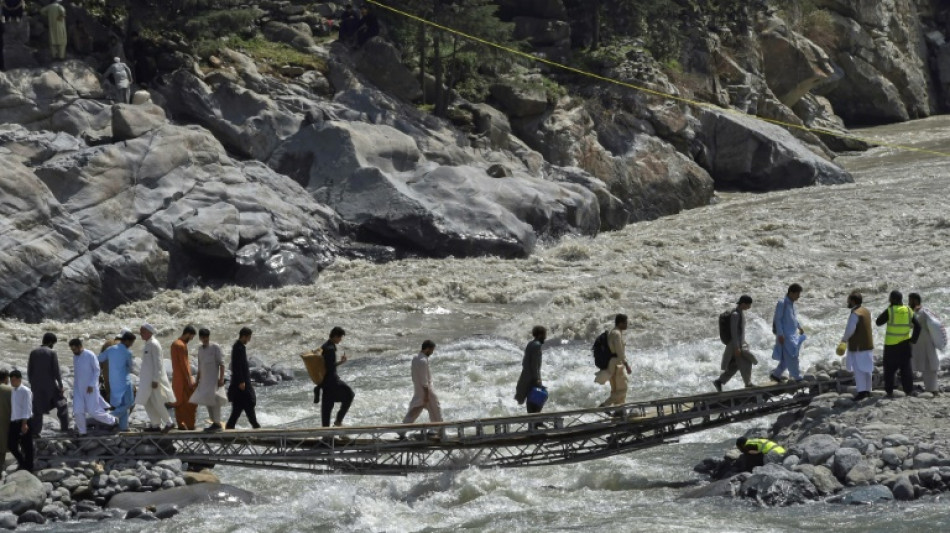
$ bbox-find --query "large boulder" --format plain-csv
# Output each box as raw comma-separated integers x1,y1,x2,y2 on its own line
738,464,819,506
262,21,317,53
814,0,938,124
353,39,423,102
106,483,253,510
758,19,835,107
796,434,840,465
0,471,47,515
828,485,895,505
831,447,863,480
490,82,548,118
112,103,167,141
698,109,853,191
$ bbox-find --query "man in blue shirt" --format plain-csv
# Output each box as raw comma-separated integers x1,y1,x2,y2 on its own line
770,284,806,383
99,331,136,430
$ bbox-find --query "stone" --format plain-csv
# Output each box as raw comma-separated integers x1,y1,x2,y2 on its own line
490,82,548,118
914,453,939,469
881,446,908,467
0,471,47,514
154,504,180,519
795,464,843,495
107,483,253,510
840,436,869,454
891,475,915,501
353,39,423,102
697,109,853,192
36,469,66,483
678,479,739,499
738,464,819,506
156,459,183,472
117,476,142,491
828,485,895,505
0,512,14,530
758,18,835,107
40,502,68,521
797,434,840,465
77,510,114,520
112,103,167,141
16,510,45,525
182,470,220,485
882,434,912,447
832,448,863,480
845,462,877,486
262,21,317,53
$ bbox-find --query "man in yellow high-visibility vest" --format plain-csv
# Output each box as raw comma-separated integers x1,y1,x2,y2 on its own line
875,290,921,397
736,437,786,471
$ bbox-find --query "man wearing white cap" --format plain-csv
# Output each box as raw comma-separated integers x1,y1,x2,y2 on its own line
104,57,133,104
135,323,175,432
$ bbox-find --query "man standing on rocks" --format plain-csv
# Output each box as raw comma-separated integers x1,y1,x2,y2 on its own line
0,369,11,464
39,0,66,60
839,292,874,401
599,314,631,408
9,370,33,471
104,57,133,103
714,295,757,392
225,327,260,430
876,290,921,397
99,331,136,431
909,293,945,395
402,340,443,425
68,339,117,435
171,325,197,430
190,329,227,432
134,324,175,432
319,327,354,427
770,284,806,383
27,332,68,435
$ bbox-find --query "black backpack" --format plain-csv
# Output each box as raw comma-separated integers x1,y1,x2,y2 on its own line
592,331,611,370
719,310,733,345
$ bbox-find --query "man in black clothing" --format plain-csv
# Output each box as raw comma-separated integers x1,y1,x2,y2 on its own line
320,327,355,427
338,6,358,46
226,327,260,429
27,332,68,435
875,290,921,396
355,6,379,48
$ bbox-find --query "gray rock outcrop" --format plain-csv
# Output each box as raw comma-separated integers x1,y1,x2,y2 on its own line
0,471,47,515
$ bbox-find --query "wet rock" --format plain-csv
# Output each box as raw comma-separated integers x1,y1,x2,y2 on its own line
76,510,114,520
117,476,142,491
40,502,68,521
738,464,819,506
828,485,894,505
124,508,146,519
107,483,253,510
914,453,940,470
833,448,863,480
796,434,840,465
16,510,45,525
698,109,853,192
36,469,67,484
182,470,220,485
882,434,912,447
881,446,908,467
891,475,916,501
679,478,740,499
0,471,47,514
154,504,180,519
795,464,842,495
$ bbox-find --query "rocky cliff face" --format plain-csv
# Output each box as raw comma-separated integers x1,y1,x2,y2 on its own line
2,0,944,321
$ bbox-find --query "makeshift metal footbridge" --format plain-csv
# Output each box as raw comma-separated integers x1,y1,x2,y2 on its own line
35,379,849,476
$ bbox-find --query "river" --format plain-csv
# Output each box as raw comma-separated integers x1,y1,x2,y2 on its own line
3,116,950,531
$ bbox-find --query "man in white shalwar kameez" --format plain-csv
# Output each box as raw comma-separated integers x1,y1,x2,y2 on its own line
839,292,874,401
68,339,116,434
134,323,175,432
910,293,946,394
402,340,442,424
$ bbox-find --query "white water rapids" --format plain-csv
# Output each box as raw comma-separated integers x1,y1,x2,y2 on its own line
3,117,950,531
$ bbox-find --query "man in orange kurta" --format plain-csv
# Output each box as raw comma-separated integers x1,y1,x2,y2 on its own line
171,325,197,429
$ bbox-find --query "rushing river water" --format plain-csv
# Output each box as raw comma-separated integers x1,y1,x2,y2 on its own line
4,116,950,531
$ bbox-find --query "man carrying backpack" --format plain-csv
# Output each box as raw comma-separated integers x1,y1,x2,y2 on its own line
714,295,757,392
598,314,631,408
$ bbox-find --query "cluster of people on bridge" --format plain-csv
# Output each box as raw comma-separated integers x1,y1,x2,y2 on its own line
714,284,947,400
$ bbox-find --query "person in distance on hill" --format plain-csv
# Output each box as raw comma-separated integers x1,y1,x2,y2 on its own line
226,327,260,430
770,283,806,383
402,340,442,425
909,293,945,396
338,5,359,46
355,6,379,48
27,332,68,435
171,325,198,430
68,339,117,435
876,290,921,397
599,314,631,408
714,295,757,392
320,327,355,427
839,292,874,401
39,0,67,61
190,329,227,432
104,57,133,103
8,370,33,471
99,331,136,431
135,323,176,432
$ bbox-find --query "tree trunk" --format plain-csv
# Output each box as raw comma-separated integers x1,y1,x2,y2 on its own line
592,4,600,50
417,21,427,105
433,32,446,117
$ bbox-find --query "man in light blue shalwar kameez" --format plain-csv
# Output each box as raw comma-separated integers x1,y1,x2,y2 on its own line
770,283,807,382
99,331,136,430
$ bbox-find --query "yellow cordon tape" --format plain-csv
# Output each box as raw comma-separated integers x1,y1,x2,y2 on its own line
367,0,950,159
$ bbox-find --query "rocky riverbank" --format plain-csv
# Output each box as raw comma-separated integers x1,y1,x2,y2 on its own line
689,359,950,506
0,458,250,529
